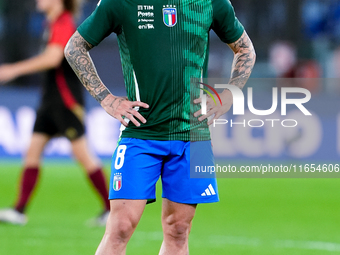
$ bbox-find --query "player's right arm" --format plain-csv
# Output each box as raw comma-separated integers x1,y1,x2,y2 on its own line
65,0,148,127
65,31,148,127
0,45,65,84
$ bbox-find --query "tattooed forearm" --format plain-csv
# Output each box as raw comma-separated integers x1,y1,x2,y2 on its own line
97,89,111,102
228,31,256,89
64,31,110,103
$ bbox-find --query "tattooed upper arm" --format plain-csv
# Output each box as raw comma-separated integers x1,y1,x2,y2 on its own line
64,31,111,103
227,31,256,89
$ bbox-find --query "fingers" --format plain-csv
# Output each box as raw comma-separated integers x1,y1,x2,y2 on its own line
193,98,201,104
129,108,146,124
196,108,224,126
198,107,216,122
117,115,129,127
106,98,149,127
193,109,202,118
124,113,140,127
194,94,232,125
131,101,149,109
122,102,148,126
193,96,216,121
124,108,146,127
207,112,223,126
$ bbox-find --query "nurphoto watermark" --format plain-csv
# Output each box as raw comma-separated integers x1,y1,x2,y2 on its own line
198,82,312,128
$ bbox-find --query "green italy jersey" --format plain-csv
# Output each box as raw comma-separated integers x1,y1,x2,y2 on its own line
78,0,244,141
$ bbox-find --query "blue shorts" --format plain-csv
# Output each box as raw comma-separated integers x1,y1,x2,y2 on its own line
109,138,219,204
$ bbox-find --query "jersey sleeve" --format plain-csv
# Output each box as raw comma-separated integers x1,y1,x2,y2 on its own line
49,14,75,48
211,0,244,44
77,0,122,46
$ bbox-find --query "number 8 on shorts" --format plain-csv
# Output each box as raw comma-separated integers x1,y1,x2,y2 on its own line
114,145,127,169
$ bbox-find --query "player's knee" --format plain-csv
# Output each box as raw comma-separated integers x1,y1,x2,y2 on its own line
120,220,136,237
107,217,136,241
23,156,40,168
163,219,190,242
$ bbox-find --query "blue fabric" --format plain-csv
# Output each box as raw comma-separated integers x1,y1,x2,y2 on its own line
109,138,219,204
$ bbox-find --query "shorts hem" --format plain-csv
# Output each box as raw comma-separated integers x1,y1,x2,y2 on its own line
108,197,156,201
162,195,219,205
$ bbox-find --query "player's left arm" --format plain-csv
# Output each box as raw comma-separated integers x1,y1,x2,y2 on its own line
195,31,256,124
228,30,256,89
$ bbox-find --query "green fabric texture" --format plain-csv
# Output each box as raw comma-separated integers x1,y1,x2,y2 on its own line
78,0,244,141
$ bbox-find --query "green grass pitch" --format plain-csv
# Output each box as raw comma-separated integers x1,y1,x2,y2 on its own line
0,159,340,255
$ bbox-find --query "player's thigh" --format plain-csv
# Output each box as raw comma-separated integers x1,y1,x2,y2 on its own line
70,135,100,172
109,138,165,201
24,132,51,167
33,106,58,137
56,106,85,141
162,140,219,204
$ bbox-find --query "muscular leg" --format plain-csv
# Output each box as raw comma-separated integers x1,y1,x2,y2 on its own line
15,133,50,212
71,136,101,173
23,132,50,167
71,136,110,211
159,198,197,255
95,199,147,255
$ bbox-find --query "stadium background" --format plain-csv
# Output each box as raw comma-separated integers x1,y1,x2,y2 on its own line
1,0,340,254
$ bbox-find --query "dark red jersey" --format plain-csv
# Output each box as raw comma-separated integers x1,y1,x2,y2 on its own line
41,11,84,109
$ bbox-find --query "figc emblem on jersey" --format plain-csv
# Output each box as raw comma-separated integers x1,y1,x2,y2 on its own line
163,7,177,27
113,173,122,191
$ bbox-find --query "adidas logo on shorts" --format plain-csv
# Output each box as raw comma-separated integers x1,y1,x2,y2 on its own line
201,184,216,196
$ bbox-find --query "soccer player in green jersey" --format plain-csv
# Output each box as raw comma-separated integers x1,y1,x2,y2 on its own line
65,0,255,253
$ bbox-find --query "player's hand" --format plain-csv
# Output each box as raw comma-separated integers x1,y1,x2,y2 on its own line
0,64,19,84
193,89,233,125
101,94,149,127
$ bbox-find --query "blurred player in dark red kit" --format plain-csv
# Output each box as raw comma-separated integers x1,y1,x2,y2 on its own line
0,0,110,225
269,41,321,94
